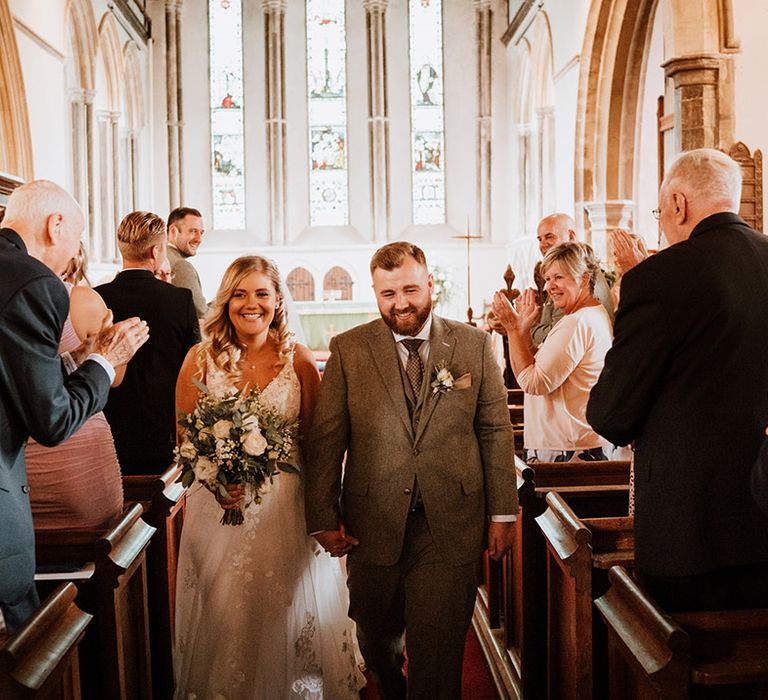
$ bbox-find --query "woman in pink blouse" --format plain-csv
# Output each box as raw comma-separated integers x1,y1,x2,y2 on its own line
493,241,612,463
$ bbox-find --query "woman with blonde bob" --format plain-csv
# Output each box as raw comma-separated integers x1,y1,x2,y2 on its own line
493,241,612,462
173,256,364,699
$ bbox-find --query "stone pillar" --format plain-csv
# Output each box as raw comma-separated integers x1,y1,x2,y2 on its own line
165,0,183,209
69,87,96,250
264,0,287,245
475,0,492,239
536,105,555,217
364,0,390,243
97,110,121,262
583,199,635,266
175,3,184,202
662,55,734,152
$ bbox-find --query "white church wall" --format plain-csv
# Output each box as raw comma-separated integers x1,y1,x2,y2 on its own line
9,0,68,183
732,2,768,230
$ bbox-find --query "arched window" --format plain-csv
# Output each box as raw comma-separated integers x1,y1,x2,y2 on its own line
209,0,245,230
409,0,445,224
306,0,349,226
286,267,316,302
323,266,353,301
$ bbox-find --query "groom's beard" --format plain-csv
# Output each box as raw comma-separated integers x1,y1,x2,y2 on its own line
381,299,432,336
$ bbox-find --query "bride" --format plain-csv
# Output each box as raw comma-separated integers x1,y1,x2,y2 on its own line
173,256,364,699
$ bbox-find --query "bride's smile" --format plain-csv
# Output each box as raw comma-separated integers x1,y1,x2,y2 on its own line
228,271,280,338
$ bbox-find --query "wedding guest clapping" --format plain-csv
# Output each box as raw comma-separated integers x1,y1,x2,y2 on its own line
493,241,612,462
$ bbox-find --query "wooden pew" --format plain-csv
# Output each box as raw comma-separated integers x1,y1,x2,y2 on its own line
35,504,155,700
123,466,186,700
596,566,768,698
0,583,91,699
508,403,524,426
507,388,523,405
537,490,634,698
474,457,631,699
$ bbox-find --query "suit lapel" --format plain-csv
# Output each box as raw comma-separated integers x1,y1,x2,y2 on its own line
414,316,456,445
366,321,415,441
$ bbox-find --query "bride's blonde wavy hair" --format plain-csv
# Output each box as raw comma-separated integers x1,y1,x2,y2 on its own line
198,256,292,376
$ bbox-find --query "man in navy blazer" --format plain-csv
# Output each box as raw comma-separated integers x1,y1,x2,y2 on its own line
0,181,148,631
96,211,200,474
588,149,768,611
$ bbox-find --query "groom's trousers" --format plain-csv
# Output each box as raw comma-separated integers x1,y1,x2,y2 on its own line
347,507,478,700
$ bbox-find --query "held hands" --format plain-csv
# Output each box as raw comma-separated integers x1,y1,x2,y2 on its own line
92,313,150,369
487,521,515,561
314,522,360,558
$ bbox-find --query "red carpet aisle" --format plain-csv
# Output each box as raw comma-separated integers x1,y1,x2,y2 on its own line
359,626,499,699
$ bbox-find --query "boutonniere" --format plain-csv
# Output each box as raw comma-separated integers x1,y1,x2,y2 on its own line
431,360,456,394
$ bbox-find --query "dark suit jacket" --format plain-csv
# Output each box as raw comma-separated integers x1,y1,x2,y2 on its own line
305,315,517,566
96,270,199,475
0,228,110,626
588,213,768,577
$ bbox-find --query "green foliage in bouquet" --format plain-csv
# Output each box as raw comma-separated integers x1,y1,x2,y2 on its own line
175,377,300,525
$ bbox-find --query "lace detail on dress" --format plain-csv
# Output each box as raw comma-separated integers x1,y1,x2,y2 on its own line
174,344,365,700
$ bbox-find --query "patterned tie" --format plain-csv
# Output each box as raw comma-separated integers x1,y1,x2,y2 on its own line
401,338,425,396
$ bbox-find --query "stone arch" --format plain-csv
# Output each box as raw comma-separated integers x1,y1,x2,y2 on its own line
65,0,98,92
0,0,33,180
97,13,124,113
575,0,735,254
122,42,144,131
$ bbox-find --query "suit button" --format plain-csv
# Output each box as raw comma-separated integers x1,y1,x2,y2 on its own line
404,488,412,495
412,448,420,456
21,485,30,494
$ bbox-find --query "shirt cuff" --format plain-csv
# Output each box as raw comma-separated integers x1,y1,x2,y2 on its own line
491,514,517,522
86,354,116,383
60,351,78,375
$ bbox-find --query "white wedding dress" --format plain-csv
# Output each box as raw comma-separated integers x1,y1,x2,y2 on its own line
174,352,365,700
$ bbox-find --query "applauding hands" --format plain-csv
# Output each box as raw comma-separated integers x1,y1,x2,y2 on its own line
492,288,541,336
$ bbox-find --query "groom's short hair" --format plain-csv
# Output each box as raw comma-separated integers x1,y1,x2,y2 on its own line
370,241,427,274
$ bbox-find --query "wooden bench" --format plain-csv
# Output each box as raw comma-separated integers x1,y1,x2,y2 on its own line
474,457,631,699
508,404,524,425
35,504,155,700
0,583,91,699
538,490,634,698
507,388,523,405
596,565,768,698
123,466,186,700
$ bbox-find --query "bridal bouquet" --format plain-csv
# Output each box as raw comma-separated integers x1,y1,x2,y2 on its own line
176,378,300,525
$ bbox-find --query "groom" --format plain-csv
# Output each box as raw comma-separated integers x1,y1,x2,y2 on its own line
305,242,517,699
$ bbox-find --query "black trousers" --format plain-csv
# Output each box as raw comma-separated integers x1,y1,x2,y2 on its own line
636,560,768,612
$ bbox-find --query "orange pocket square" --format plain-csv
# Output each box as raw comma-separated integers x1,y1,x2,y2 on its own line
453,373,472,390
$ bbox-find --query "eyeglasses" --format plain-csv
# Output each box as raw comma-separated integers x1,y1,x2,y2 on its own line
651,208,661,221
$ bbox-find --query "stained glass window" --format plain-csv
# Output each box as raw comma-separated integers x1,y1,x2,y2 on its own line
306,0,348,226
409,0,445,224
209,0,245,230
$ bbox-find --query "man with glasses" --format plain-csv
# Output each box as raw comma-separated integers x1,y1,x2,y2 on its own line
588,148,768,612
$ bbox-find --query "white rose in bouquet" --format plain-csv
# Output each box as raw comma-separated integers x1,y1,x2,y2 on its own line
193,455,218,483
436,367,453,387
213,420,234,439
179,440,197,460
242,428,268,456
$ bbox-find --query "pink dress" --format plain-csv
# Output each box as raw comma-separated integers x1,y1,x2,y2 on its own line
25,284,123,530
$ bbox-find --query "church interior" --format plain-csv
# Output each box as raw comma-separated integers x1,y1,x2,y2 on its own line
2,0,768,698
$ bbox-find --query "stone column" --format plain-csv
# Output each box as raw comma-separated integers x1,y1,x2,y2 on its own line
536,105,555,217
69,87,96,250
97,110,121,262
364,0,390,242
475,0,492,239
165,0,183,209
583,199,635,266
264,0,287,244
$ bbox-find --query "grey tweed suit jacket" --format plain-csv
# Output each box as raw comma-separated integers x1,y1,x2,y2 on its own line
305,315,517,566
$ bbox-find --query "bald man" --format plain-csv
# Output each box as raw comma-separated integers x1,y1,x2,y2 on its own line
530,213,614,347
0,180,148,631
